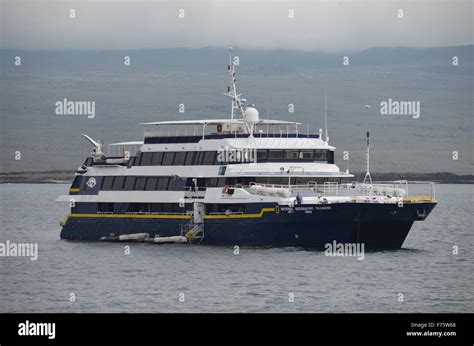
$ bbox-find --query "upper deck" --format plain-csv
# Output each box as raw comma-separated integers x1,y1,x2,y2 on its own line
143,132,319,144
140,118,330,151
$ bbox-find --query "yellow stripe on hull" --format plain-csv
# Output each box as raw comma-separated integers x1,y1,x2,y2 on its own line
65,208,275,221
402,196,436,203
203,207,275,219
67,213,192,220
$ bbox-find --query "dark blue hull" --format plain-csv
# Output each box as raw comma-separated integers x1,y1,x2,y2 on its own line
60,202,436,249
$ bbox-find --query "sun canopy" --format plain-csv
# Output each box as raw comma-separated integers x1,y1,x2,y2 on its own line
108,141,143,146
140,118,300,126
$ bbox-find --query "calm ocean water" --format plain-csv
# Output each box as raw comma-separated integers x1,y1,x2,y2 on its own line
0,183,472,313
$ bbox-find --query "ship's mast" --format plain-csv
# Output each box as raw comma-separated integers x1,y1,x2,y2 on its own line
363,131,373,184
324,71,329,143
363,105,373,184
223,47,246,119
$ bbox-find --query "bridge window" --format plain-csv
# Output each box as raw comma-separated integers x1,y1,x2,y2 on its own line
162,152,175,166
207,177,218,187
145,177,158,190
254,177,269,184
157,177,170,190
101,176,114,190
268,150,285,159
203,151,216,165
285,150,299,159
112,176,125,190
257,150,268,161
185,152,196,165
141,152,153,166
135,177,146,190
123,176,136,191
314,150,327,161
151,152,164,166
174,152,187,165
194,152,204,165
328,150,334,164
299,150,314,160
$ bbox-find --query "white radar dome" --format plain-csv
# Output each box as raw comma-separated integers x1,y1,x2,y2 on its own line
244,107,259,123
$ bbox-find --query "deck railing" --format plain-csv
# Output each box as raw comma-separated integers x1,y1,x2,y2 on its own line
246,180,436,201
107,143,142,157
143,124,319,141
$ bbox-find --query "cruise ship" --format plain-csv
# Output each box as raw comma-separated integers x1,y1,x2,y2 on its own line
57,49,437,248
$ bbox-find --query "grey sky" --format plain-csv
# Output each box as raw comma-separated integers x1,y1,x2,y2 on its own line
1,0,472,51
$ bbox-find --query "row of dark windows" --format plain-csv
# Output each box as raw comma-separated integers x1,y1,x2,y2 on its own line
82,149,334,168
73,202,247,214
144,133,320,144
72,175,342,192
132,149,334,166
96,202,192,214
101,175,187,191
